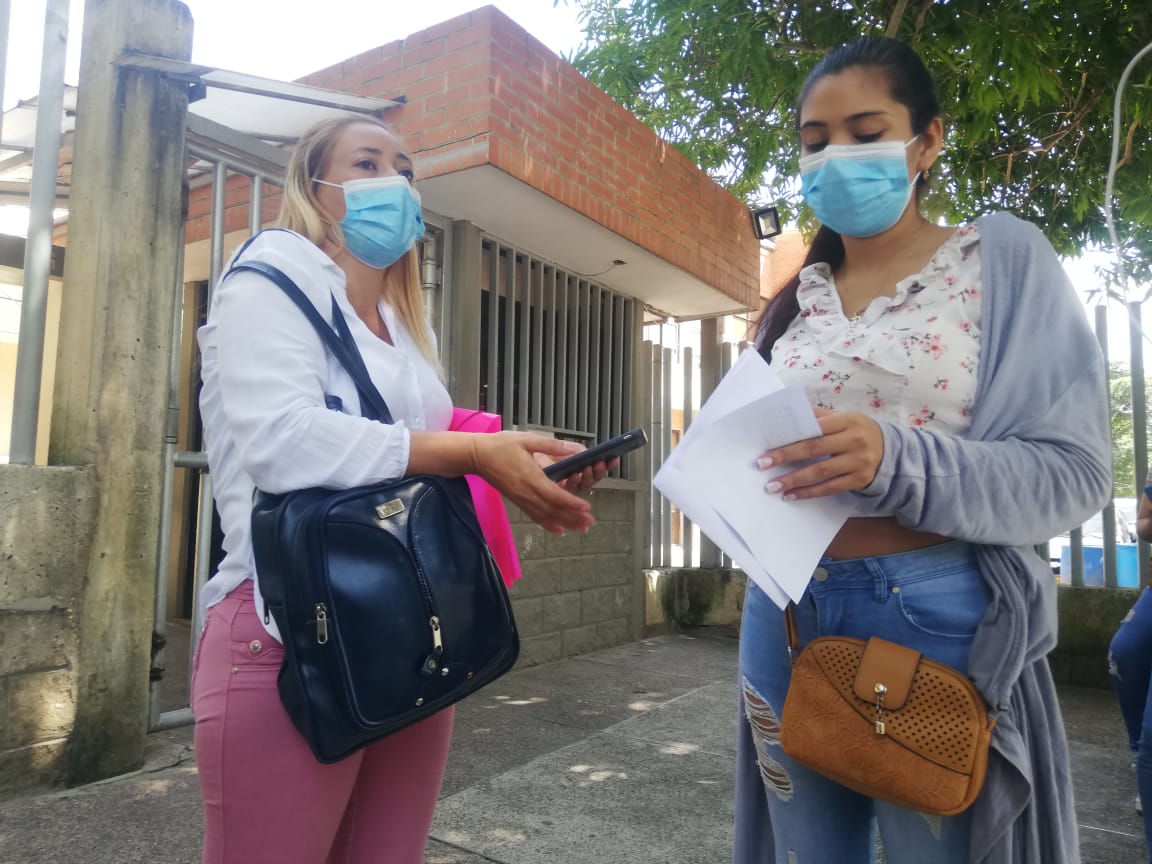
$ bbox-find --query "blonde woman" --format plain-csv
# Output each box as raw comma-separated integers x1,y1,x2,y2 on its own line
192,116,605,864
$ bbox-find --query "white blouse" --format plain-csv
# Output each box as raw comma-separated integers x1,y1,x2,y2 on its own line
772,224,983,433
196,230,452,639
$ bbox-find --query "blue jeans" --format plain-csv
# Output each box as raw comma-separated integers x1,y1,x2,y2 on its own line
1108,586,1152,857
733,541,990,864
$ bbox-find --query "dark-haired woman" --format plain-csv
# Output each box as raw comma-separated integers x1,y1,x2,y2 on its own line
734,37,1110,864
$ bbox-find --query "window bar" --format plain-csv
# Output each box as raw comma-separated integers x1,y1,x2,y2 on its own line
530,260,544,427
543,266,558,429
485,244,500,423
661,345,674,567
588,283,603,440
650,342,664,565
1131,300,1149,589
599,293,616,448
620,299,635,478
502,250,517,426
576,281,594,433
681,344,695,567
565,276,579,431
517,257,532,429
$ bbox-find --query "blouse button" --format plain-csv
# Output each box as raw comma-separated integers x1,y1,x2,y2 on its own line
249,640,262,653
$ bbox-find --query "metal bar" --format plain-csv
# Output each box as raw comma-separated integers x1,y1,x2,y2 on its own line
8,0,69,464
586,284,601,439
186,113,290,175
622,299,637,478
484,244,499,421
698,318,722,566
149,224,188,730
208,161,227,296
565,277,578,429
502,249,516,425
575,281,588,432
174,451,209,470
0,0,10,150
1133,301,1150,589
1069,527,1084,588
152,706,194,732
719,341,735,567
249,175,264,235
599,292,614,446
650,342,663,566
530,261,543,426
114,54,401,114
1096,306,1117,588
516,256,530,429
661,346,674,566
185,144,285,186
682,345,695,567
613,296,626,440
543,267,557,427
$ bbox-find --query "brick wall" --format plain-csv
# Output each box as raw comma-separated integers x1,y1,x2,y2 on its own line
188,5,760,309
504,486,640,666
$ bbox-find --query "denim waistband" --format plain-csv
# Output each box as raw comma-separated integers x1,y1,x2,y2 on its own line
810,540,978,591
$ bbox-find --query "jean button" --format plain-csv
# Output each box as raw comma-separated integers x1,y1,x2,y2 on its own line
813,567,829,582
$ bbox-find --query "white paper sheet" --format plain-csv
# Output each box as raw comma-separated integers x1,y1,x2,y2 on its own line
653,350,852,608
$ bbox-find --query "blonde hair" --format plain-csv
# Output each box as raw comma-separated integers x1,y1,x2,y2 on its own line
278,115,439,368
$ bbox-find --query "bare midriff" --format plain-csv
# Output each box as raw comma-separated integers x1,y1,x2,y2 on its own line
824,516,951,561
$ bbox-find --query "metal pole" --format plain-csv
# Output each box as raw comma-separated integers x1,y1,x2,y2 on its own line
0,0,12,147
1097,306,1117,588
681,345,694,567
1132,301,1149,588
8,0,68,464
149,227,187,730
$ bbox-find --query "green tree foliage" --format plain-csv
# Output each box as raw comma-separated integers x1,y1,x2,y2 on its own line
567,0,1152,284
1111,361,1152,497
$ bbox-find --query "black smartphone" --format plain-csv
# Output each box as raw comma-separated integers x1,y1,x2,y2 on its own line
544,428,649,482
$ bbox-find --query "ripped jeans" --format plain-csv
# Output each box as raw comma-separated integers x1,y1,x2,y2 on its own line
733,541,990,864
1108,586,1152,856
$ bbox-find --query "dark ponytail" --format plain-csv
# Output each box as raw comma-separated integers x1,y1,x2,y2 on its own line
756,226,844,359
755,36,940,357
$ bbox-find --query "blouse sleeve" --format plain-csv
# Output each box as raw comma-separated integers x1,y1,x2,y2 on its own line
208,245,412,494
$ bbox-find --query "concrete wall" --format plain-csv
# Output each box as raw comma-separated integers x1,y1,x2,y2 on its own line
0,465,98,799
507,484,645,666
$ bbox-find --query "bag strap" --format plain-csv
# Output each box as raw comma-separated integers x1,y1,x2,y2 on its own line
226,258,395,425
784,603,800,663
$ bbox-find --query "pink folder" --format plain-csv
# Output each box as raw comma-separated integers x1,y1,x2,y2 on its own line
449,408,523,587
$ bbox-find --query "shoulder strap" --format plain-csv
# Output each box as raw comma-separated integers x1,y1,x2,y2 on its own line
226,259,394,425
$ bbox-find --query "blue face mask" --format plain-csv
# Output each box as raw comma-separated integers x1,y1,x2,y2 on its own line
798,138,919,238
315,175,424,268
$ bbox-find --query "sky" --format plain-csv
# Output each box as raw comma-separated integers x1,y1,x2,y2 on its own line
1,0,1148,356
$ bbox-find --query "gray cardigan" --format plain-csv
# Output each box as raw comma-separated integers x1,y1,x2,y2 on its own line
856,211,1112,862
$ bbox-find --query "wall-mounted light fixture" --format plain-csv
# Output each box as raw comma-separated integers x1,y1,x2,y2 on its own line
751,205,782,240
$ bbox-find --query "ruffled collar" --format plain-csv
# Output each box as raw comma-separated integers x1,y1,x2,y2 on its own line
797,224,980,322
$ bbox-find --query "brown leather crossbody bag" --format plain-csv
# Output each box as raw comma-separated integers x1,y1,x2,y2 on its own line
778,604,996,816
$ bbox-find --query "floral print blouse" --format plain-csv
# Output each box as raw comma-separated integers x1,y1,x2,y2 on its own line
772,224,982,434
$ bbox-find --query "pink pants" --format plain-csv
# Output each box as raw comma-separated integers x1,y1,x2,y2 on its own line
191,581,454,864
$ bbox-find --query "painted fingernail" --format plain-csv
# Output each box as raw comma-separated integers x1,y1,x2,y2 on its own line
765,480,782,494
782,493,797,502
757,456,774,470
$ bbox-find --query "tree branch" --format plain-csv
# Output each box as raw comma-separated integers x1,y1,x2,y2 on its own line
1116,119,1140,170
886,0,913,37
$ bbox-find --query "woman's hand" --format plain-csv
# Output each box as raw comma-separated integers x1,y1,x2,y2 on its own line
533,453,619,496
473,433,598,535
757,409,884,500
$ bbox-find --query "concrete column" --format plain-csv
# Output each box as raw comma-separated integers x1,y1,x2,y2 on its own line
446,220,483,408
50,0,192,785
698,317,722,567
